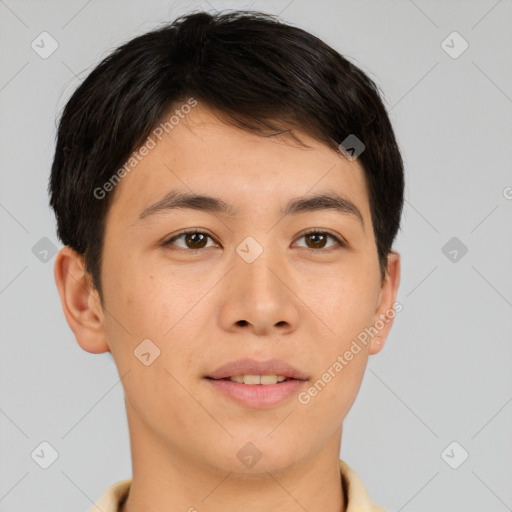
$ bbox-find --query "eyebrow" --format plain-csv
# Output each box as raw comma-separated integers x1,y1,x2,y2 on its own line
136,190,364,228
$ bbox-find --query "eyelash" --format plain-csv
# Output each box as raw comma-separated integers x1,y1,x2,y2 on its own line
162,228,345,252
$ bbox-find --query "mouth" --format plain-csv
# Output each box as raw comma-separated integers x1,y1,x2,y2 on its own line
204,359,308,408
206,375,297,385
205,358,308,382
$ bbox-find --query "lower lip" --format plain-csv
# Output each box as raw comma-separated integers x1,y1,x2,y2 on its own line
205,378,307,408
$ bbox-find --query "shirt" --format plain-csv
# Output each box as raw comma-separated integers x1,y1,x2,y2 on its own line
88,459,386,512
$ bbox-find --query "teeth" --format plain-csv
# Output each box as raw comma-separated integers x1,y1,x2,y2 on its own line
228,375,287,385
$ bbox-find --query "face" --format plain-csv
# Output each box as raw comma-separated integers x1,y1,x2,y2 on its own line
57,102,400,476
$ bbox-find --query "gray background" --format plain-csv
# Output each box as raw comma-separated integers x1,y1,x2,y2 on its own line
1,0,511,511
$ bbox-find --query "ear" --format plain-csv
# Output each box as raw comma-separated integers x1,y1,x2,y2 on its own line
54,246,110,354
368,250,401,355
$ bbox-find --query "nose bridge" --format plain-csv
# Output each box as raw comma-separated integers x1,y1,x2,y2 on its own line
234,241,286,305
218,239,301,334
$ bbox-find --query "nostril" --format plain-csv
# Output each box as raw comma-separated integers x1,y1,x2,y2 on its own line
237,320,249,326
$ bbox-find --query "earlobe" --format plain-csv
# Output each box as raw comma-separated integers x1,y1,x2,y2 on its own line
369,250,401,355
54,246,110,354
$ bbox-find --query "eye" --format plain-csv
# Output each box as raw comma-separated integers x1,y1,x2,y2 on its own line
294,230,344,250
162,229,344,252
163,230,219,250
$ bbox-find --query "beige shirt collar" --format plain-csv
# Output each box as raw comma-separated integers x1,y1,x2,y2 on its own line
88,459,386,512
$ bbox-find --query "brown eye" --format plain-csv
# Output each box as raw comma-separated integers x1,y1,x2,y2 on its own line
294,231,343,250
164,231,218,250
305,233,328,249
184,232,208,248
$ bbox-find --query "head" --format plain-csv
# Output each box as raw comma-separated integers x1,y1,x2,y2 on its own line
50,10,403,474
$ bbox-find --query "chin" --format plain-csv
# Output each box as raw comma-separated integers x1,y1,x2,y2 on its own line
210,437,302,477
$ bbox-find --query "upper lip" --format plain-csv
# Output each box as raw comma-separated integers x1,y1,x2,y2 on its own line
207,358,308,380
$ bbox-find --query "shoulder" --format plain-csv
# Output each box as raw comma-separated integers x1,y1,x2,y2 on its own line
87,479,131,512
339,459,388,512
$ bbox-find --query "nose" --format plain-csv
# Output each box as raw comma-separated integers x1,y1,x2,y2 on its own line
218,249,302,336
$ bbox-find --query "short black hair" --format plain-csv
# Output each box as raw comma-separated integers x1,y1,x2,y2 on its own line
49,9,404,300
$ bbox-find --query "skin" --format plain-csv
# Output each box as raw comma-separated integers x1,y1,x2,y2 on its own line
54,102,400,512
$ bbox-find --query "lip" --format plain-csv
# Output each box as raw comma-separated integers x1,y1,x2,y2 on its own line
206,358,308,381
206,378,306,408
205,358,308,409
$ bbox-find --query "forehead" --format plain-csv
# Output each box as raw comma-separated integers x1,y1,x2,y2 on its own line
107,103,371,224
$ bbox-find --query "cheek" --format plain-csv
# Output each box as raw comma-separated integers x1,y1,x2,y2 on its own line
306,269,379,340
102,257,213,374
303,326,370,428
102,253,181,333
301,269,378,405
102,268,204,425
99,258,166,371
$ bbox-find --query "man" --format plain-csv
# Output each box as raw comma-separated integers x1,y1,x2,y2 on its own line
49,10,403,512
